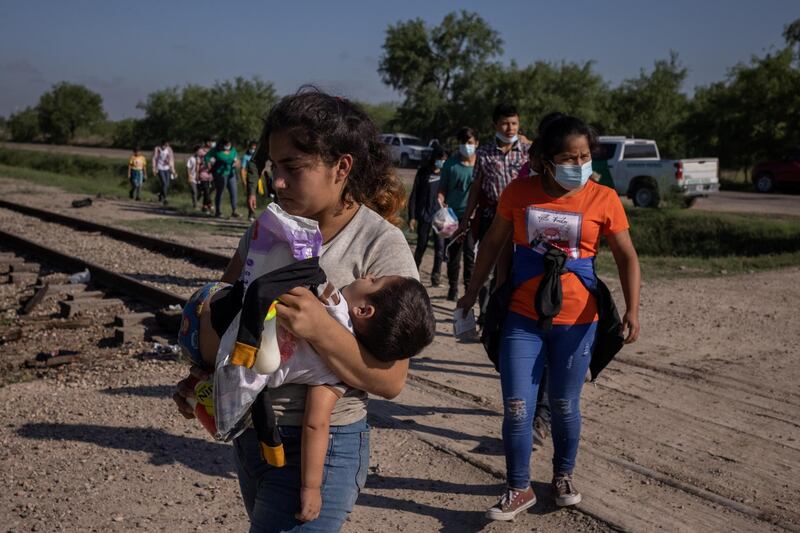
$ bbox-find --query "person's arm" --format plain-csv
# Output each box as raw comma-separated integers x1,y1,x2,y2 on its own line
127,159,132,179
437,167,449,207
296,385,339,522
407,170,422,231
221,251,244,284
169,148,176,175
459,162,483,232
152,148,159,175
456,214,513,311
275,287,408,399
606,230,641,343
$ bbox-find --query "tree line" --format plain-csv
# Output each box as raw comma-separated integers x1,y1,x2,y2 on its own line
3,12,799,170
5,77,277,151
379,11,800,169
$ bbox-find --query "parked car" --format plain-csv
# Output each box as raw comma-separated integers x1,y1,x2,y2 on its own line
593,136,720,208
751,152,800,192
380,133,432,168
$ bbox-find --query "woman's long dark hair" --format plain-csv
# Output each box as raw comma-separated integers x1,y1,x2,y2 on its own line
255,87,404,225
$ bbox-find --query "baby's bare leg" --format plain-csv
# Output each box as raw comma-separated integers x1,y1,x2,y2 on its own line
297,385,341,522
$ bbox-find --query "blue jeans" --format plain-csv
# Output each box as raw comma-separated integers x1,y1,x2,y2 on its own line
157,170,171,202
233,418,370,532
499,312,597,488
214,174,238,215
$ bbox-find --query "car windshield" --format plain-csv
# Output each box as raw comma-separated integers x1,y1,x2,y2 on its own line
595,143,617,161
623,144,658,159
402,137,424,146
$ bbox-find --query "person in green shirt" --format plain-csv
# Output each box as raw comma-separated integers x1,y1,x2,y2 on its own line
438,127,478,301
204,139,240,218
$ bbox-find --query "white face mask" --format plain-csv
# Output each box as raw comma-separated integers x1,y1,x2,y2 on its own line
496,132,518,144
551,160,593,190
459,144,476,158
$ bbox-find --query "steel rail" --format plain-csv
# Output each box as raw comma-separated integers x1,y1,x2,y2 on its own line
0,199,231,267
0,229,187,308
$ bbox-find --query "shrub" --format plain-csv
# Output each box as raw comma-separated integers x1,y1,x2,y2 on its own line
627,208,800,257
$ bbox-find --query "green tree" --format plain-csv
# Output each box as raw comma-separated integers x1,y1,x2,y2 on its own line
135,87,182,147
208,76,277,145
356,101,398,132
452,60,613,141
111,118,141,149
379,11,503,139
685,47,800,169
784,17,800,49
609,52,689,157
135,77,276,149
37,82,106,144
7,106,41,142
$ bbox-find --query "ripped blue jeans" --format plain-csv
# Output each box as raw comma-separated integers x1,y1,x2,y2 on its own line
499,311,597,489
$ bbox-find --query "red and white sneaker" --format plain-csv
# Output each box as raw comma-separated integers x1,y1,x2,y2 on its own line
553,473,582,507
485,485,536,521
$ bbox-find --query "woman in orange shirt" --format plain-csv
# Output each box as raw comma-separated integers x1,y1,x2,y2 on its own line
457,115,640,521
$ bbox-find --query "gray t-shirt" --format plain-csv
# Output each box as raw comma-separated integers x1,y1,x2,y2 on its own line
236,205,418,426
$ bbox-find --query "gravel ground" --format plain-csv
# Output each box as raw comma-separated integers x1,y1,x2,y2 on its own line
0,172,798,531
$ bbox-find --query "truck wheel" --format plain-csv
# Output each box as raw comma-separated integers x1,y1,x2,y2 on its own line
400,154,410,168
755,173,774,193
682,197,697,208
632,184,660,208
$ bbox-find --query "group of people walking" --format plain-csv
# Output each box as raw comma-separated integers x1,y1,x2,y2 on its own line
127,138,261,219
171,89,641,531
403,102,641,520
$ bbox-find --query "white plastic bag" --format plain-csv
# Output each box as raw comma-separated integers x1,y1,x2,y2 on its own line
432,207,459,238
213,203,323,441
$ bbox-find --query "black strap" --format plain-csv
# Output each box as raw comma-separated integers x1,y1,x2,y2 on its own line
533,245,567,330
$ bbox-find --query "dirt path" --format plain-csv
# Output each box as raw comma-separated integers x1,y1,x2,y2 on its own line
1,174,798,531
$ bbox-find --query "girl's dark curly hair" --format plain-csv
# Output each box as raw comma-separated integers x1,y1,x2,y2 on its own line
255,87,405,225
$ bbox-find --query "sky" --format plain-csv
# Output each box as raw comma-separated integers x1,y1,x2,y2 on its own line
1,0,798,120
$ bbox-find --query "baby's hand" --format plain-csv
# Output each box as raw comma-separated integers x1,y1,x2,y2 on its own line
296,487,322,522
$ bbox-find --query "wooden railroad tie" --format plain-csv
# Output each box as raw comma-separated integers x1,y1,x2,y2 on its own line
21,283,50,315
114,312,155,327
59,298,124,318
114,325,146,344
10,272,39,286
10,263,40,273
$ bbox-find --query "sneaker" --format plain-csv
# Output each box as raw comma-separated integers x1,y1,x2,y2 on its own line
447,287,458,301
552,474,582,507
485,486,536,521
231,211,241,218
215,211,222,218
533,416,549,446
431,277,441,288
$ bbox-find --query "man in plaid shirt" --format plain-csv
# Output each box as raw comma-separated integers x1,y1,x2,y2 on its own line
459,103,530,322
460,103,531,241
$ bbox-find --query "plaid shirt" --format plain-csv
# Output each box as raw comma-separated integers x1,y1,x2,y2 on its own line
476,139,531,207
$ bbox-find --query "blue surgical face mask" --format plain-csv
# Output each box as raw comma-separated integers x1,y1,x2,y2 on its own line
459,144,476,158
551,160,593,190
434,159,445,170
496,131,518,144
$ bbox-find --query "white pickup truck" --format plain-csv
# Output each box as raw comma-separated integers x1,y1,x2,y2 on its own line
593,136,720,207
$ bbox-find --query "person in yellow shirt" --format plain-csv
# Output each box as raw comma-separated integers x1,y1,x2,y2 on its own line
128,147,147,201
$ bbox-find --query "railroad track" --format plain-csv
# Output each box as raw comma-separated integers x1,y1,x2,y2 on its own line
1,199,798,531
0,199,231,268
